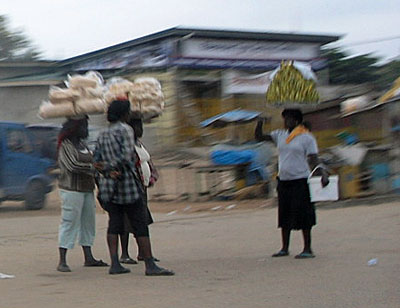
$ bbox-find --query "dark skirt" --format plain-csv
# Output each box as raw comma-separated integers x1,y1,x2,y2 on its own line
124,190,153,235
106,198,149,237
277,178,316,230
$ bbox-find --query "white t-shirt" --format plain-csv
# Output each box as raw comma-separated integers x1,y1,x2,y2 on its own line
271,129,318,181
134,144,151,187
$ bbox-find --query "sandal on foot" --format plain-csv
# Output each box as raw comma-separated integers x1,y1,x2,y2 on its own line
138,256,160,262
84,259,109,267
120,257,138,264
145,267,174,276
295,252,315,259
57,264,71,272
272,250,289,257
109,267,131,275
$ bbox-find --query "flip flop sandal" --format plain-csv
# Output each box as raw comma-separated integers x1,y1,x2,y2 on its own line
84,259,109,267
137,256,160,262
272,250,289,257
145,268,175,276
295,252,315,259
109,267,131,275
120,257,138,264
57,264,71,272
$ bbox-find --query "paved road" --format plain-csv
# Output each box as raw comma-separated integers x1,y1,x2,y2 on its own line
0,197,399,308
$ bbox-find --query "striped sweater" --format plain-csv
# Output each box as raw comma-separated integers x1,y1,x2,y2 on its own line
58,139,95,192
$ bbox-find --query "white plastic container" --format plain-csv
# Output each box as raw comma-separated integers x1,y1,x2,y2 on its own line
307,169,339,202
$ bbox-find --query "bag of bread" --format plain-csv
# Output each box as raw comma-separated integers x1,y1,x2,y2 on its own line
74,98,106,115
85,71,104,85
128,77,165,118
49,87,80,104
104,77,134,103
38,101,76,119
134,77,162,90
140,103,165,120
67,71,104,89
78,86,104,98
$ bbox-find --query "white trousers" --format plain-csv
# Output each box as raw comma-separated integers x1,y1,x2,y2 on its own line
58,190,96,249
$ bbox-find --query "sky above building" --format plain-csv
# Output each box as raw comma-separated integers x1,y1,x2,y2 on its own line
1,0,399,62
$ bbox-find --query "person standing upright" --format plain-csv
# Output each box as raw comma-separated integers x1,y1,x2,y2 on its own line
57,115,108,272
94,99,174,276
255,109,329,258
119,114,159,265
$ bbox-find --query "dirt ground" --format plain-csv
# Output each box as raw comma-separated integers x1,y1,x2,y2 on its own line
0,189,399,308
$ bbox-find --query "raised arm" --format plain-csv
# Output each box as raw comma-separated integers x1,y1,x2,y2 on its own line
255,119,273,142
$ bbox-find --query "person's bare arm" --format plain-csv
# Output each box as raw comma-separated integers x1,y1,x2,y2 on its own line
255,119,273,142
308,154,329,187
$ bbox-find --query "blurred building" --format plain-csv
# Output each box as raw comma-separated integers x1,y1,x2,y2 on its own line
0,61,58,124
0,27,339,151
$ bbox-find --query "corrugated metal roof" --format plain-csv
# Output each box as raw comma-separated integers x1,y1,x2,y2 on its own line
200,109,261,127
0,68,123,87
0,71,66,87
0,27,340,86
58,27,341,67
0,61,57,67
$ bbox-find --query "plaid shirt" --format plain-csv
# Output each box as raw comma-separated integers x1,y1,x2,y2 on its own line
93,121,142,204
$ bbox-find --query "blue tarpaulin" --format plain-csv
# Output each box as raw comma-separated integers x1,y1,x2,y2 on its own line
210,142,271,185
211,150,255,166
200,109,261,128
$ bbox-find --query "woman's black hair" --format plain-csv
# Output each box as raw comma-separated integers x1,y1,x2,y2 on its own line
303,120,312,131
127,114,143,139
57,116,88,150
282,108,303,123
107,100,130,122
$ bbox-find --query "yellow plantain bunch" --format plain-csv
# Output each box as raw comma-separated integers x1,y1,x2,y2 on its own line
266,61,319,104
378,76,400,103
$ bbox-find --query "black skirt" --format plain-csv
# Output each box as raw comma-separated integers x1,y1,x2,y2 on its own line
277,178,316,230
124,190,154,235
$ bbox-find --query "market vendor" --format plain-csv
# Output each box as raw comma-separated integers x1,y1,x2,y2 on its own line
94,99,174,276
255,108,329,259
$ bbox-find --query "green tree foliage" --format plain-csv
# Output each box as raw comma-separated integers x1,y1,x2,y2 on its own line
376,60,400,90
0,15,41,61
322,47,380,85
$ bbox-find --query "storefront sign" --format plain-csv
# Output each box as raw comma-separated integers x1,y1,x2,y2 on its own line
180,38,319,61
172,57,327,70
73,41,173,71
72,38,326,71
222,70,273,94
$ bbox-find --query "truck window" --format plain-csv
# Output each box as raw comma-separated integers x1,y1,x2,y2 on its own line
7,129,33,153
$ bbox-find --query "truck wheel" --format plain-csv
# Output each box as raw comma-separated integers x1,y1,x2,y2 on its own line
25,181,46,210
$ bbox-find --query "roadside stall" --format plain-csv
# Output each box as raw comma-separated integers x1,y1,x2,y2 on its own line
192,109,272,200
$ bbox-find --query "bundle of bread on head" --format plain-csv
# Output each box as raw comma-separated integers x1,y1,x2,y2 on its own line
39,71,106,119
105,77,165,120
38,71,165,120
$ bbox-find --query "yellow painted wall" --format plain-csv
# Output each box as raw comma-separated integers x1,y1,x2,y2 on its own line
176,94,287,145
177,98,227,143
122,71,387,151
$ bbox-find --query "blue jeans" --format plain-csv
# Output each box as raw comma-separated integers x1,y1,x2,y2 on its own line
58,190,96,249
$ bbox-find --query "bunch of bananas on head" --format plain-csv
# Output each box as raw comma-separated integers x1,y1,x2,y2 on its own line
266,61,319,105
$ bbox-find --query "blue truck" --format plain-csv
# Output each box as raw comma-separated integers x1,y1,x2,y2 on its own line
0,122,55,210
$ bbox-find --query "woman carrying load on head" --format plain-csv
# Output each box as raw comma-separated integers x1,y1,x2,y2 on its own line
255,108,329,259
119,113,160,265
57,115,108,272
93,99,174,276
